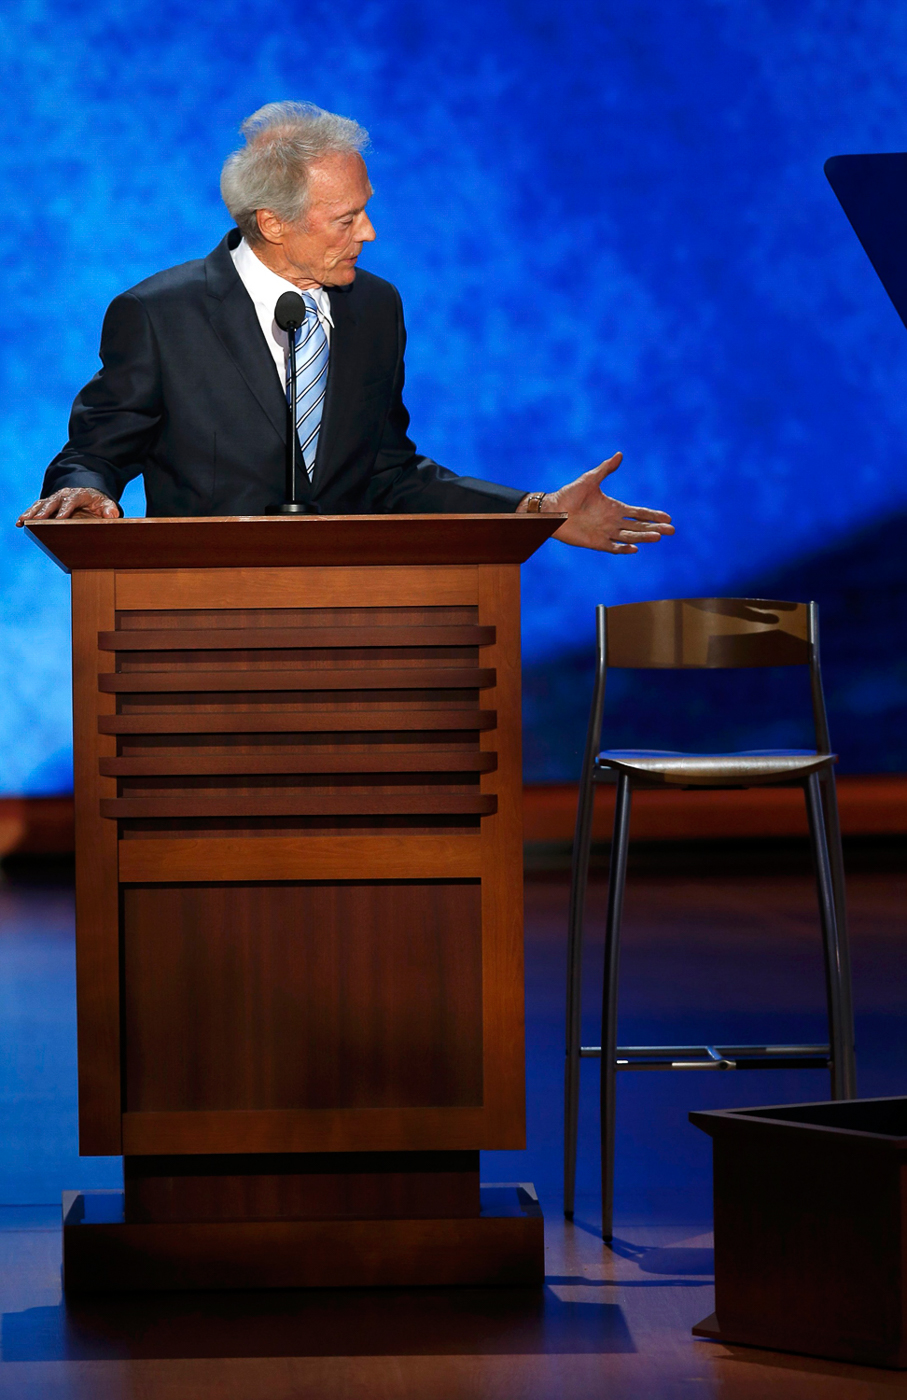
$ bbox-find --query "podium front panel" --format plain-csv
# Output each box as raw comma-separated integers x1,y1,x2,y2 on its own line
71,562,525,1158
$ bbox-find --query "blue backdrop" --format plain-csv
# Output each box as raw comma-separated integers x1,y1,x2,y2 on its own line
3,0,907,791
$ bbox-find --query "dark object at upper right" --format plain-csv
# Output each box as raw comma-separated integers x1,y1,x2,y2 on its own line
825,152,907,330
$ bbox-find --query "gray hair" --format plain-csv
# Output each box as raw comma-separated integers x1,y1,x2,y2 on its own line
220,101,370,244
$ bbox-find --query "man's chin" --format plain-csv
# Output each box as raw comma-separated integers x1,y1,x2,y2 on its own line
325,262,358,287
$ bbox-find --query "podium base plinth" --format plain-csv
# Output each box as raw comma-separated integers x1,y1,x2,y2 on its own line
61,1185,544,1293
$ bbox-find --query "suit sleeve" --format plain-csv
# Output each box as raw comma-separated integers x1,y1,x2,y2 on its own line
362,288,527,515
41,292,163,502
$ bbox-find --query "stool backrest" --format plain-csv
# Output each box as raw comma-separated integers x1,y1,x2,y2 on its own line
605,598,809,670
583,597,831,763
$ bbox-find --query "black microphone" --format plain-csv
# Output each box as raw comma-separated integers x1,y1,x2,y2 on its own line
275,291,306,333
267,292,313,514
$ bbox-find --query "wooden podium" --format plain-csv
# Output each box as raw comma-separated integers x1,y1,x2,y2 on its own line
27,514,559,1292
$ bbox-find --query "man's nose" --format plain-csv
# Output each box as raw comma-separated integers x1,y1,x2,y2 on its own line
359,213,377,243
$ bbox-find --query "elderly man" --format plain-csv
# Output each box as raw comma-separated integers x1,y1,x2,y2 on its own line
17,101,673,554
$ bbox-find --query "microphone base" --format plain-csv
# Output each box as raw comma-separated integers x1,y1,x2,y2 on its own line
266,502,314,515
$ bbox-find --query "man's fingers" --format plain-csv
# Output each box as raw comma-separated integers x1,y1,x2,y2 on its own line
616,527,666,543
16,495,65,524
612,501,673,525
16,489,118,525
18,500,58,524
590,451,623,484
618,523,674,538
625,512,673,527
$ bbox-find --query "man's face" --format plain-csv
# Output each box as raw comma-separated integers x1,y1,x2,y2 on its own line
259,151,376,288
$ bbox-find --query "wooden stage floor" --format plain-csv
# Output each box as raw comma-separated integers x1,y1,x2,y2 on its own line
1,855,906,1397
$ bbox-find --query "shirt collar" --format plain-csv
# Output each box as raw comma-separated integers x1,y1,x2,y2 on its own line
233,237,334,326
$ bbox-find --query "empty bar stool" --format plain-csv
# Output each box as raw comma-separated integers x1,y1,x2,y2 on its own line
564,598,856,1240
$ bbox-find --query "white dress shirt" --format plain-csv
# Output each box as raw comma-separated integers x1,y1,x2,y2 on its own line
230,237,333,388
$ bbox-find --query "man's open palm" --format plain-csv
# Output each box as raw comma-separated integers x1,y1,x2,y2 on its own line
542,453,674,553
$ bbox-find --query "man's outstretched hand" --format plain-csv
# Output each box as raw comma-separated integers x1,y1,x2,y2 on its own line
518,452,674,553
16,488,120,527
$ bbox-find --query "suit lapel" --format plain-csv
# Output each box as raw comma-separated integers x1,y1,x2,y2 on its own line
205,237,288,444
312,284,359,491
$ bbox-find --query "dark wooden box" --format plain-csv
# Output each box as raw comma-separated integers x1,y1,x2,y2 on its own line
690,1096,907,1369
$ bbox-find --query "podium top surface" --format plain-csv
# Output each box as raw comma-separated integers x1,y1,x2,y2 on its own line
26,513,565,573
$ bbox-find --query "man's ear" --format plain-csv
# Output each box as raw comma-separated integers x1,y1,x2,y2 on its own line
256,208,283,245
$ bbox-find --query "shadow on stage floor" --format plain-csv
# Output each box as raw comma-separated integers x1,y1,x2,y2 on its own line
2,1280,636,1362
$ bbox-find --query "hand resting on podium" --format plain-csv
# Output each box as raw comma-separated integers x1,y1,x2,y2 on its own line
16,487,120,526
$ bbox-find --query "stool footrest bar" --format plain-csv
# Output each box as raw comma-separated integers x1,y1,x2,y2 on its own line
577,1043,831,1071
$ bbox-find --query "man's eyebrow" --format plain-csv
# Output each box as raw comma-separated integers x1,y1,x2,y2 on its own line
331,183,374,219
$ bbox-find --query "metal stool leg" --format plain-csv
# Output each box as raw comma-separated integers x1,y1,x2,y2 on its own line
564,767,597,1219
819,766,857,1097
804,772,853,1100
601,773,632,1241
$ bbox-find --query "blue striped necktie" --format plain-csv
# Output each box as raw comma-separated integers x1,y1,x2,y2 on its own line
289,292,330,479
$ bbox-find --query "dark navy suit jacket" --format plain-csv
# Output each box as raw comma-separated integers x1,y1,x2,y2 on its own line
43,230,526,517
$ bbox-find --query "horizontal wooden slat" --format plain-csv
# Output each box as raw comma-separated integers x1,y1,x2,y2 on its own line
99,626,496,651
99,710,497,735
99,668,495,694
118,834,483,882
115,566,480,610
100,753,497,776
103,793,497,819
121,1106,505,1154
